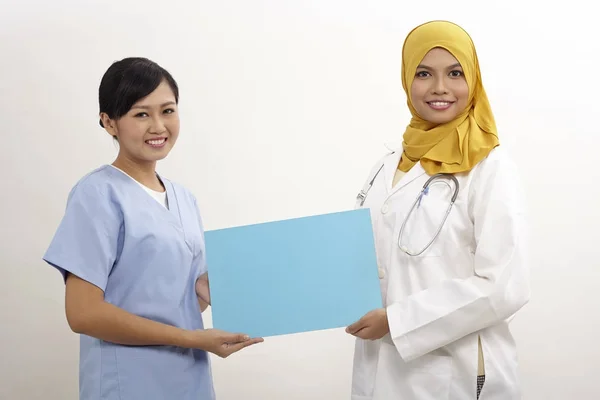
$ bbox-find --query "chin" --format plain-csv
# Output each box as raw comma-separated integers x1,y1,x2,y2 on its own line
138,153,171,164
153,153,171,161
431,117,454,124
147,147,173,160
423,112,458,125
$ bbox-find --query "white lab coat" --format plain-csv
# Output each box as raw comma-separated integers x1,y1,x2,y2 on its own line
351,145,530,400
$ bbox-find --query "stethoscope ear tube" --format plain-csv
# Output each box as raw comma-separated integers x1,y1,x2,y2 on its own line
398,173,459,256
355,161,460,257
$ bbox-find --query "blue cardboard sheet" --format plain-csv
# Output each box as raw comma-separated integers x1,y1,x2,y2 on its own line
204,209,382,338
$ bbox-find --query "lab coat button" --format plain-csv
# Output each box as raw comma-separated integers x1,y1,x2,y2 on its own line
381,204,389,214
378,268,385,279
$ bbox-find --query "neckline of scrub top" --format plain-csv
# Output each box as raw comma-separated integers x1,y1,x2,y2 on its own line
104,165,182,228
109,164,166,193
109,165,168,209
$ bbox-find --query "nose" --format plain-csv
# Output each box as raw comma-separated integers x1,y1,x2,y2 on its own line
149,116,166,134
431,76,448,95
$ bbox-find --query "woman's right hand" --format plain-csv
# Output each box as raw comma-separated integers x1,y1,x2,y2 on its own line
186,329,264,358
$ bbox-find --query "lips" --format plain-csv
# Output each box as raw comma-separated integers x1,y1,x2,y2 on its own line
427,101,454,110
145,137,167,147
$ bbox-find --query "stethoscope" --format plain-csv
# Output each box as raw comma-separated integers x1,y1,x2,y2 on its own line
357,162,459,256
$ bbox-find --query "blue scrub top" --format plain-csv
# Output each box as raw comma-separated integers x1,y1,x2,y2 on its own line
43,165,215,400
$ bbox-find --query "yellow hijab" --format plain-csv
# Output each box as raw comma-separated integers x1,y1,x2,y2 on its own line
398,20,499,174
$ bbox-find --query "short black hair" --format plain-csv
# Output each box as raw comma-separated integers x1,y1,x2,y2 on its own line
98,57,179,127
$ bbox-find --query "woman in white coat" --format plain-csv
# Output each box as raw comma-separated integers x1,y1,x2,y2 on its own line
345,20,530,400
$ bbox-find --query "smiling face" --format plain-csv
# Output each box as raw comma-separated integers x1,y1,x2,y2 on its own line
410,47,469,124
101,79,180,166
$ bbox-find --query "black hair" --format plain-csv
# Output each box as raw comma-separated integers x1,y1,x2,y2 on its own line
98,57,179,127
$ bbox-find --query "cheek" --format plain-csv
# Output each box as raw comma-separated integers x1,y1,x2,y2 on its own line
167,119,180,136
116,120,146,143
410,81,427,103
455,81,470,105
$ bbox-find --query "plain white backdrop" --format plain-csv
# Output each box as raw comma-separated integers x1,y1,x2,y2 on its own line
1,0,598,398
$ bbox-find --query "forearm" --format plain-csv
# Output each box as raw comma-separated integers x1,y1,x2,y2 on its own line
388,271,528,361
69,299,195,348
65,274,202,348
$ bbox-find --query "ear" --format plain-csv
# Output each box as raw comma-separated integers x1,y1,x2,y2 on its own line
100,113,118,139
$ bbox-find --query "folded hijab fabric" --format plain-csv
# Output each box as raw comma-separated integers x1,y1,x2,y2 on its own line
398,20,499,175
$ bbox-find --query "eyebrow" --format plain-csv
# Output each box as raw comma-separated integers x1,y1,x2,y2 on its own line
416,63,462,70
131,101,176,109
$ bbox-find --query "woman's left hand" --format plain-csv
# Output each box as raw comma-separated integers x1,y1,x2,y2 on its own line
346,308,389,340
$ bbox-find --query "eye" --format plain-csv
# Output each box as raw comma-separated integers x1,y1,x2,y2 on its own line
415,70,430,78
449,70,463,78
163,108,176,114
134,112,149,118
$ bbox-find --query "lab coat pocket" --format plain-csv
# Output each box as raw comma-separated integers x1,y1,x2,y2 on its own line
374,343,452,399
351,338,381,398
396,193,452,258
407,351,453,399
407,357,453,399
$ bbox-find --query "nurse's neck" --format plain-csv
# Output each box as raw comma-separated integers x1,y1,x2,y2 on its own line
112,157,165,192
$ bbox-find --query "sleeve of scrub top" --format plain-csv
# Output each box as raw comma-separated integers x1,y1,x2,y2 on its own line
43,181,121,292
386,151,531,362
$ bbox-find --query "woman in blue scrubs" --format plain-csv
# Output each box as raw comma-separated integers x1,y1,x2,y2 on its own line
43,57,263,400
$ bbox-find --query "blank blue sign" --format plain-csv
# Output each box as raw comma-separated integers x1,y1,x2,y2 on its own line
204,209,382,338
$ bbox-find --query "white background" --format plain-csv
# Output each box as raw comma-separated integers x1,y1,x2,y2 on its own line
1,0,598,399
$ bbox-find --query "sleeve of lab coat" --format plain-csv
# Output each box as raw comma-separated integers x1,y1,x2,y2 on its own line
386,149,531,362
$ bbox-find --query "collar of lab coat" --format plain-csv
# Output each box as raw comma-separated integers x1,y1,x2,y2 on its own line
382,141,427,196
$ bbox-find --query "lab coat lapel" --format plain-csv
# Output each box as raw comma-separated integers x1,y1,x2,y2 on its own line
382,144,426,199
392,161,426,194
382,150,402,194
